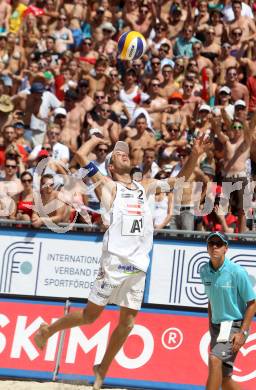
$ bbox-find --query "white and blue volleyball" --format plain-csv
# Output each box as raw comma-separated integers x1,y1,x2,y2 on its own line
118,31,147,60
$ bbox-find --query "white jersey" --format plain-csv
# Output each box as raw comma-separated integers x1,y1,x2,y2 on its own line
102,181,154,272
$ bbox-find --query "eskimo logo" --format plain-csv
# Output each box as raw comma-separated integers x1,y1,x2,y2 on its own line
130,218,143,234
0,241,35,293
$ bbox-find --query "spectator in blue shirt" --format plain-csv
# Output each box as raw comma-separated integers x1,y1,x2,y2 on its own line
200,231,256,390
173,23,201,58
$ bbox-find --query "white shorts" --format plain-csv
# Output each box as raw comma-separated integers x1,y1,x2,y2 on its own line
88,252,146,310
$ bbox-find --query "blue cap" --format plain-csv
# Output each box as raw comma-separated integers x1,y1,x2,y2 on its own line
30,82,45,94
207,232,229,245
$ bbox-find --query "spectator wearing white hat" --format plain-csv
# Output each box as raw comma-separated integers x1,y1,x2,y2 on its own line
97,22,117,57
234,99,247,122
212,86,234,119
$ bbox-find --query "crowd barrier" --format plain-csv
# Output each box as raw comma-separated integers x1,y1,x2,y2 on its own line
0,226,256,389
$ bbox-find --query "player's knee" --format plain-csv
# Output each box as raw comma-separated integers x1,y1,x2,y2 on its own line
119,318,135,335
208,354,222,370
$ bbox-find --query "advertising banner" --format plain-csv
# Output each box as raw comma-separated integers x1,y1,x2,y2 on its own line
0,299,256,389
146,240,256,307
0,230,102,299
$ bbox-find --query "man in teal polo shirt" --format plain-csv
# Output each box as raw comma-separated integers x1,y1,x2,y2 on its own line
200,232,256,390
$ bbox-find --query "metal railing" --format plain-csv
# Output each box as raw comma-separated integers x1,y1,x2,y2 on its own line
0,219,255,241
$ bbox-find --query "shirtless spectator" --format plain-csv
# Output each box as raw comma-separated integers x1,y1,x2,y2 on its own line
181,79,202,117
212,117,254,233
150,21,172,55
144,79,168,131
76,79,94,113
60,90,86,152
227,0,256,42
28,124,70,165
191,42,213,72
0,0,11,33
161,92,186,135
224,66,249,107
125,114,156,167
159,64,177,99
86,103,120,146
32,174,70,228
218,43,237,84
98,22,117,57
167,4,184,41
122,0,140,32
85,58,110,97
0,156,22,218
126,3,153,38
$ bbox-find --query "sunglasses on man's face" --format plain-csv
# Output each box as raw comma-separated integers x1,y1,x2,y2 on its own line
5,164,17,168
22,178,32,183
208,241,225,248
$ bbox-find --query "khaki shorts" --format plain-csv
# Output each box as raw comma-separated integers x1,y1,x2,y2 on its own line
210,320,242,377
88,252,146,310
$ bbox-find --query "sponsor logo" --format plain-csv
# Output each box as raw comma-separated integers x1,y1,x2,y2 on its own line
117,264,140,274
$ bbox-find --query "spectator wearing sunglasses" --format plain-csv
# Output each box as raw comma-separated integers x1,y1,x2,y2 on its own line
225,66,249,108
227,0,256,43
212,118,253,233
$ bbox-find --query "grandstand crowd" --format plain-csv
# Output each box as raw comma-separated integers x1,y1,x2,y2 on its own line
0,0,256,233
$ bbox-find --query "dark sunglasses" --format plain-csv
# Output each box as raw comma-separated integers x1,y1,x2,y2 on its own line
42,147,52,151
98,148,108,152
22,179,32,183
208,241,225,248
95,95,104,99
5,164,17,168
232,31,242,36
83,41,92,46
101,109,111,113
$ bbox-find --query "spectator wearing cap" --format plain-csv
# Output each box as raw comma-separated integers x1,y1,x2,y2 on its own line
97,22,117,57
19,81,61,146
29,123,69,164
13,120,32,152
234,99,247,122
225,66,249,108
173,23,200,58
0,94,14,130
167,3,184,41
54,107,67,132
212,86,234,119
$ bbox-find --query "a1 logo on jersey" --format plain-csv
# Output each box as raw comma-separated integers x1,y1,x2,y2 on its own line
122,215,144,236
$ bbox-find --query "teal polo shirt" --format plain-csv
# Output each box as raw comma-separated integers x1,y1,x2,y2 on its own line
200,257,256,324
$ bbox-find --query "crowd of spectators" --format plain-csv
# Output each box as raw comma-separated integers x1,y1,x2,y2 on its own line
0,0,256,234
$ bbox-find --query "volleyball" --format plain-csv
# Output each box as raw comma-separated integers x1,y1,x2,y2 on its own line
117,31,147,60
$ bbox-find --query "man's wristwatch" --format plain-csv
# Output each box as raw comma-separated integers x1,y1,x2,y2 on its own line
240,329,249,339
